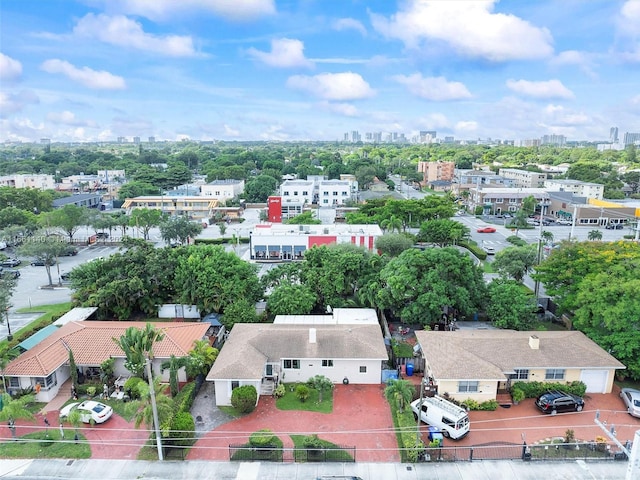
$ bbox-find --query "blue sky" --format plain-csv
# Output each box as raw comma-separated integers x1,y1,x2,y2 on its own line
1,0,639,143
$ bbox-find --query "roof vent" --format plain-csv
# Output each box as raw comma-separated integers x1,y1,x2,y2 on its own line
529,335,540,350
309,328,316,344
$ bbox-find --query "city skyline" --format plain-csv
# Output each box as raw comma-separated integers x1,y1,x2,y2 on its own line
1,1,640,144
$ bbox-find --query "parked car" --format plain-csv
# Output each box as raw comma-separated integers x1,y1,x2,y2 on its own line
620,388,640,418
477,226,497,233
1,268,20,279
0,257,21,267
30,258,54,266
59,400,113,424
61,246,79,256
535,390,584,414
95,232,109,239
556,219,572,225
484,246,495,255
605,223,624,230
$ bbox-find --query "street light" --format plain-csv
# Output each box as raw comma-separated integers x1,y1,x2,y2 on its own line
5,307,12,341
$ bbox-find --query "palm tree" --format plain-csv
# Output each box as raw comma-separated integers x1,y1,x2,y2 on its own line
384,379,415,413
186,340,218,381
380,215,402,234
588,229,603,241
0,393,36,439
113,323,165,379
133,377,174,435
541,231,554,245
161,354,189,397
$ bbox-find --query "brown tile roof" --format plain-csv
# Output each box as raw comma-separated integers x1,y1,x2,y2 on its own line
414,330,626,381
5,321,210,377
207,323,388,381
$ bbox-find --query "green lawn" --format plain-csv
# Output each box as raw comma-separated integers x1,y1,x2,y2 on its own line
0,430,91,459
275,384,333,413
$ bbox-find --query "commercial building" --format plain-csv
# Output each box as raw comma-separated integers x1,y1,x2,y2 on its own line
498,168,548,188
200,179,245,199
122,195,242,220
468,187,550,215
544,179,604,200
249,223,383,261
0,174,55,190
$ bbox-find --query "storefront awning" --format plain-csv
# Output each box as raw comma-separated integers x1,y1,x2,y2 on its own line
254,245,266,252
281,245,292,252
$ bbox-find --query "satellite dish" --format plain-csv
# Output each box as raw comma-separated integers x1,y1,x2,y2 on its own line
326,305,333,313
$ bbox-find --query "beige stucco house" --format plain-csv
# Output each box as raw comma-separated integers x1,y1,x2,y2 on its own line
414,330,625,403
206,320,388,407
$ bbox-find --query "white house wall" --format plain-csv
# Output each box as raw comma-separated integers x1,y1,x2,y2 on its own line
280,359,381,385
214,379,261,406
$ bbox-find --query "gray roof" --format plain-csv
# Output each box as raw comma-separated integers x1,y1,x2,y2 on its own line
415,330,625,381
207,323,388,381
52,194,101,207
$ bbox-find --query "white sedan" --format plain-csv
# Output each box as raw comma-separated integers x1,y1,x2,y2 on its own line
620,388,640,418
60,400,114,424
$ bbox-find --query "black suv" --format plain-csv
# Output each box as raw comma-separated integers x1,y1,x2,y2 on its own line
535,390,584,414
605,223,624,230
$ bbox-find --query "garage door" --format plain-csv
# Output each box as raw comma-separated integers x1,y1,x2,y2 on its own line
580,370,609,393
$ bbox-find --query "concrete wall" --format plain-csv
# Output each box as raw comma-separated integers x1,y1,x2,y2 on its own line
280,359,381,385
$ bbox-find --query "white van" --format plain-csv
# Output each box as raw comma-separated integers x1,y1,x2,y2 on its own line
411,396,470,440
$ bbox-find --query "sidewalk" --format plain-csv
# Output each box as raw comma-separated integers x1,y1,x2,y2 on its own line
0,458,628,479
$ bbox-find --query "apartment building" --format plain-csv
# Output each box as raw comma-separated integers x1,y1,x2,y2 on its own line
417,161,455,183
201,179,245,199
544,179,604,200
0,174,55,190
469,187,550,215
498,168,548,188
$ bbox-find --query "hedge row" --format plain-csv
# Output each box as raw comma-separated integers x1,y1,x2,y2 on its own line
389,399,424,463
511,381,587,399
174,381,197,413
194,237,250,245
459,241,487,261
506,235,528,246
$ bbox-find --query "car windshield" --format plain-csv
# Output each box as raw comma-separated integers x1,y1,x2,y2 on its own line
634,399,640,407
92,404,106,413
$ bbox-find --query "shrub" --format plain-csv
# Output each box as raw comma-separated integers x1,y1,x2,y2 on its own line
249,429,276,447
461,399,478,411
478,400,499,411
86,386,96,397
273,383,286,399
169,411,196,447
459,240,487,260
302,434,323,450
124,377,144,400
506,235,527,246
295,384,310,402
174,382,196,413
231,385,257,413
511,388,525,403
511,381,586,399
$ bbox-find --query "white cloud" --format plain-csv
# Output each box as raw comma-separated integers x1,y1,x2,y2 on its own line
455,121,478,133
551,50,597,78
0,53,23,81
73,14,197,57
41,59,126,90
0,90,39,117
46,111,97,127
259,124,291,141
371,0,553,62
332,18,367,36
542,104,590,126
90,0,276,22
286,72,375,101
506,79,574,99
618,1,640,36
223,124,240,137
393,74,472,101
246,38,314,68
320,101,359,117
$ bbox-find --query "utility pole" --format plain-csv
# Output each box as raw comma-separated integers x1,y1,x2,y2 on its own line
594,410,639,480
416,377,424,442
568,204,578,240
534,217,544,302
145,358,163,461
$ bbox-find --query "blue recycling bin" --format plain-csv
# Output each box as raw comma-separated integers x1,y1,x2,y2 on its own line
428,426,443,446
406,362,414,376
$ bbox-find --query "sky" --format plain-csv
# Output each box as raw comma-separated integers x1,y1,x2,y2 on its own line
1,0,640,144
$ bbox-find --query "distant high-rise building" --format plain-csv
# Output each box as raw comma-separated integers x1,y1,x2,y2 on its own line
541,134,566,146
343,132,349,142
148,136,155,143
610,127,619,143
623,132,640,146
40,138,51,145
133,136,141,144
117,136,126,143
351,131,361,143
444,136,455,144
373,132,382,143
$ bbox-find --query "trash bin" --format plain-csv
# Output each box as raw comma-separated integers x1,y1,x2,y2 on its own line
406,362,414,376
428,426,443,447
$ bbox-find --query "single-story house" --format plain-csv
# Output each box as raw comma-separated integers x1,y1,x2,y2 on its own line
414,330,625,403
206,321,388,406
4,321,210,402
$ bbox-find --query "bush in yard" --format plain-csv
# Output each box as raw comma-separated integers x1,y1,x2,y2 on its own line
506,235,528,246
511,381,586,399
249,429,276,447
174,382,196,413
124,377,144,400
302,434,323,450
511,388,525,403
461,398,478,411
295,384,310,402
169,411,196,447
273,383,286,399
231,385,258,413
478,400,499,411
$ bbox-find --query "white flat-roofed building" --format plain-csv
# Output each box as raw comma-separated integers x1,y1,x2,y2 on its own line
200,179,244,199
544,179,604,200
279,179,314,205
274,308,378,325
250,223,383,261
318,179,353,206
498,168,548,188
0,174,55,190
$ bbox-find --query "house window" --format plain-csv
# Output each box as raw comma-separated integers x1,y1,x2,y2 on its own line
510,369,529,380
283,359,300,369
323,191,329,196
359,366,367,373
545,369,565,380
458,381,479,393
333,191,338,196
9,377,19,388
231,381,239,390
323,199,329,204
322,360,333,367
33,372,57,391
302,191,308,196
